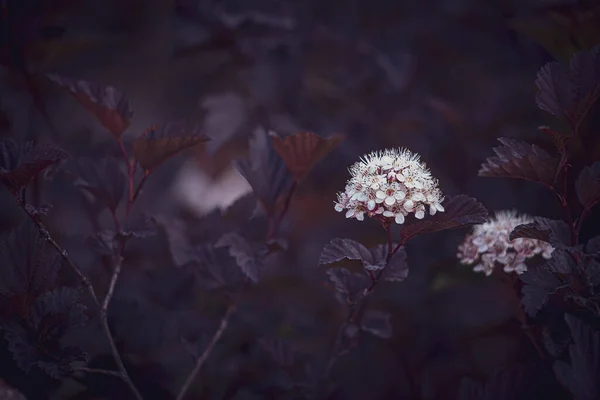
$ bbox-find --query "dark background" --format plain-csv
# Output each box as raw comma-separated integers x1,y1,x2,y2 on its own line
1,0,600,399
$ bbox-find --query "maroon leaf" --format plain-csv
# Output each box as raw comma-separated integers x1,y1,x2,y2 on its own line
535,44,600,129
478,137,558,185
234,128,293,213
0,140,68,194
47,74,133,139
509,217,571,248
575,161,600,209
132,122,210,172
270,131,344,181
398,195,488,243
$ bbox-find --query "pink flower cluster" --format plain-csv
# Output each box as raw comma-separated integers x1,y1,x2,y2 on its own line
457,210,554,276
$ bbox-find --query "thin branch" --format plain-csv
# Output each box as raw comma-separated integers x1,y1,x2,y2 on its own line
176,303,236,400
77,367,125,378
14,195,143,399
99,252,144,400
15,197,100,306
132,172,150,203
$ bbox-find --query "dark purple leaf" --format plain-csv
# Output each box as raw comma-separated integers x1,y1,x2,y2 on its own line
519,263,562,317
192,245,246,290
542,326,570,359
1,287,88,378
398,195,488,242
132,122,210,172
325,268,369,305
69,157,126,213
548,249,577,274
510,218,571,248
535,61,574,120
575,162,600,209
478,138,558,185
270,131,344,181
586,236,600,255
458,365,528,400
568,44,600,129
47,74,133,138
535,45,600,129
319,238,371,266
215,232,265,283
360,310,392,339
381,246,409,282
0,140,68,194
553,315,600,400
0,221,61,296
259,338,297,367
233,128,293,213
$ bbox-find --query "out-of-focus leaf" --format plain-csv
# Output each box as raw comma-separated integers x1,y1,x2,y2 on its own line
508,3,600,62
569,44,600,128
193,245,247,290
132,122,210,172
325,268,369,305
575,162,600,209
510,218,571,248
543,326,570,359
69,157,126,213
121,213,157,239
535,44,600,129
1,287,88,378
0,221,61,297
458,365,528,400
233,128,293,214
259,338,297,367
519,263,562,317
478,138,558,185
360,310,392,339
215,232,265,283
398,195,488,242
553,315,600,400
270,131,344,181
0,140,68,194
47,74,133,138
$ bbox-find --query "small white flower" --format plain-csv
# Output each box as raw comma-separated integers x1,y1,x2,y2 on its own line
457,210,555,276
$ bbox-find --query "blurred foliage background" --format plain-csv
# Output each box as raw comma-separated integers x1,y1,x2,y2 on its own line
1,0,599,399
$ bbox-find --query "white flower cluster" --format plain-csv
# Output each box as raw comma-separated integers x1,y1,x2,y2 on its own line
457,210,554,276
334,148,445,224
